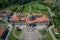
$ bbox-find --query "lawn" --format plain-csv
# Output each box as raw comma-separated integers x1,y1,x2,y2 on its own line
53,18,60,26
0,20,5,24
44,32,53,40
32,10,41,14
38,30,45,36
8,25,22,40
22,5,31,13
38,30,53,40
8,30,18,40
5,2,47,14
40,11,50,18
31,4,47,14
54,34,60,39
15,29,22,36
5,5,18,12
37,4,47,10
8,26,18,40
22,3,45,14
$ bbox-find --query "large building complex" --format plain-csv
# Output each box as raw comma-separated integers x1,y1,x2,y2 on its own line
9,11,50,25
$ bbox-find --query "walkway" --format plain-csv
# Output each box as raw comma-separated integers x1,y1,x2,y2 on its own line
47,7,57,40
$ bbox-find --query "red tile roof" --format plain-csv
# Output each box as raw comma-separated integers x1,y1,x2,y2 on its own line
10,14,50,23
26,14,50,23
0,10,12,16
10,14,20,21
54,28,60,33
0,27,6,37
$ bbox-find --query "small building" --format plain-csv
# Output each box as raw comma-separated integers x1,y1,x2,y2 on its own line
0,27,9,40
0,10,13,20
53,28,60,34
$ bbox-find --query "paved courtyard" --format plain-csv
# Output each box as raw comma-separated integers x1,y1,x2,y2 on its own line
19,28,43,40
14,24,46,40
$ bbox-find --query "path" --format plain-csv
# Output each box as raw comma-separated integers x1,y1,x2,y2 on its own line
47,7,57,40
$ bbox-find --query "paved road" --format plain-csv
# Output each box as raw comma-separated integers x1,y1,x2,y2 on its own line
47,7,57,40
49,25,57,40
19,28,43,40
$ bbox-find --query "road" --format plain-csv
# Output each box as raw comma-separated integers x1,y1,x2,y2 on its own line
48,24,57,40
19,28,43,40
47,7,57,40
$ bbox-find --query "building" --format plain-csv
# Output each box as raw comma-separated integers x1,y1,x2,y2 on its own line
53,28,60,34
0,10,13,20
0,27,9,40
9,11,50,25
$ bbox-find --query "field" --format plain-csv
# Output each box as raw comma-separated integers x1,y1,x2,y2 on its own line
8,25,22,40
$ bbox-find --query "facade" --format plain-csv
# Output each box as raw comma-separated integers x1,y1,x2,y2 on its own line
0,27,9,40
9,12,50,25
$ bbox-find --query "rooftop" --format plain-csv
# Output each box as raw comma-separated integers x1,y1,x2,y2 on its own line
0,27,6,37
53,28,60,33
10,13,20,21
0,10,12,16
10,13,50,23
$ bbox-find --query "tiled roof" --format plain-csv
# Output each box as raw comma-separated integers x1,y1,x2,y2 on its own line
26,14,50,23
10,14,50,23
0,10,12,16
53,28,60,33
0,27,6,37
21,18,26,21
10,13,20,21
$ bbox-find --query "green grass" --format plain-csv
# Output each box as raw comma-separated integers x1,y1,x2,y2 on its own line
8,30,18,40
31,4,47,14
40,11,50,18
32,10,41,14
38,30,53,40
38,30,44,36
5,5,17,11
44,32,53,40
8,26,18,40
5,3,47,14
53,18,60,26
0,20,5,24
8,25,22,40
54,34,60,39
15,30,22,36
37,4,47,10
22,5,31,13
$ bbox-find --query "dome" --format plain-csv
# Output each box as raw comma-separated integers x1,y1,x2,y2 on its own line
27,11,35,20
